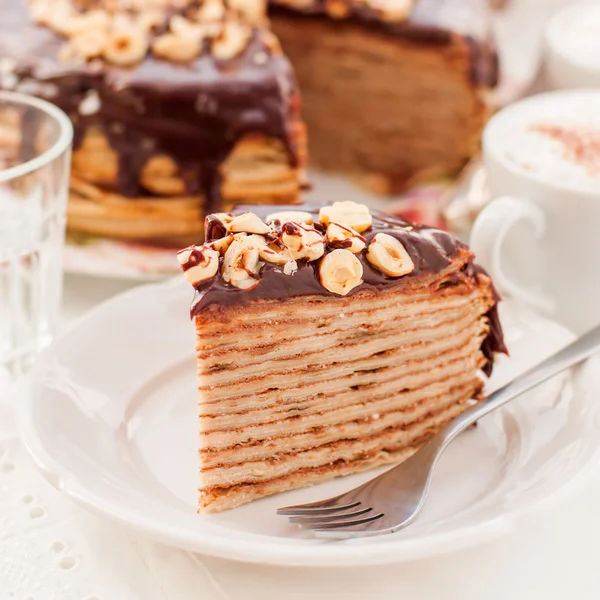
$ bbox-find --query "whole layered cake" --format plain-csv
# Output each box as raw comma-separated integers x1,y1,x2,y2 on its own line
0,0,306,241
178,201,506,512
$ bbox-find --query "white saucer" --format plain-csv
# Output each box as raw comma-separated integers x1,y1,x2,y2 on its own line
18,277,600,566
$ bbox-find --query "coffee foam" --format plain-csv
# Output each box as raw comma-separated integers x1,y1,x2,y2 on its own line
488,92,600,194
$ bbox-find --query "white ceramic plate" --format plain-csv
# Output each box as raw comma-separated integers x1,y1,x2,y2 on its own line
18,277,600,567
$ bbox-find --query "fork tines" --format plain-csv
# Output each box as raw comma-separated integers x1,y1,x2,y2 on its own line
277,499,388,538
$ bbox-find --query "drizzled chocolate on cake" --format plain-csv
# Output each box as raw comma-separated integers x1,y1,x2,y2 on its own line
178,201,506,512
0,0,305,240
0,0,498,240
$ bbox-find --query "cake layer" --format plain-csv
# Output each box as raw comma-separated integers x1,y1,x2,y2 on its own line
195,294,491,398
199,386,476,487
196,288,488,359
199,380,480,468
199,402,468,512
198,316,486,391
198,359,481,436
201,316,486,415
198,370,482,449
198,331,486,407
198,333,485,430
196,296,489,384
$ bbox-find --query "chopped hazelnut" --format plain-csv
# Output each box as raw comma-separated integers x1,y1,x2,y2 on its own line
221,235,264,290
319,249,363,296
319,201,372,233
266,210,313,225
152,32,201,62
212,21,251,61
366,233,415,277
326,223,366,253
103,24,150,66
177,245,220,286
228,212,272,235
281,222,325,262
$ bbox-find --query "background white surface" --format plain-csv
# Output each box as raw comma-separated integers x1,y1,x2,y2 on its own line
1,273,599,599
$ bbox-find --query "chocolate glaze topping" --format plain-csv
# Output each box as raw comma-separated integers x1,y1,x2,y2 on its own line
270,0,499,87
0,0,300,215
187,204,507,373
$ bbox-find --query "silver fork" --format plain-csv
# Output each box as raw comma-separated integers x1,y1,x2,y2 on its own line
277,323,600,539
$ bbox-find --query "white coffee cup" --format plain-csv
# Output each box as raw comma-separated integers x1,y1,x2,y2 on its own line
470,89,600,334
545,1,600,89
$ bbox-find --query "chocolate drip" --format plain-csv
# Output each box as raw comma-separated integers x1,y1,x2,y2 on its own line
205,214,228,241
463,35,499,90
1,0,300,214
461,261,508,374
480,303,506,376
180,246,211,271
188,205,507,373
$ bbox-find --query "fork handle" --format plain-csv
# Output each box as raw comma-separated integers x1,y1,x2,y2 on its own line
434,322,600,451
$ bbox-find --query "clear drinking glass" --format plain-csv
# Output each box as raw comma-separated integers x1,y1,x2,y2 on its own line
0,91,73,378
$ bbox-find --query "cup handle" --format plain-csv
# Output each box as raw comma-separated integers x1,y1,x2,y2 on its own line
470,196,555,314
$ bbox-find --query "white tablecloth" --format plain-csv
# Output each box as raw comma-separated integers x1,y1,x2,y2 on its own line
1,272,600,600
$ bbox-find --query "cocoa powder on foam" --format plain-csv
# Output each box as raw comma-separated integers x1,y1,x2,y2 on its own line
529,124,600,177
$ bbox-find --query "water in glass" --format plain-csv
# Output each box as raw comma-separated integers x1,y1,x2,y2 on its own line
0,93,72,377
